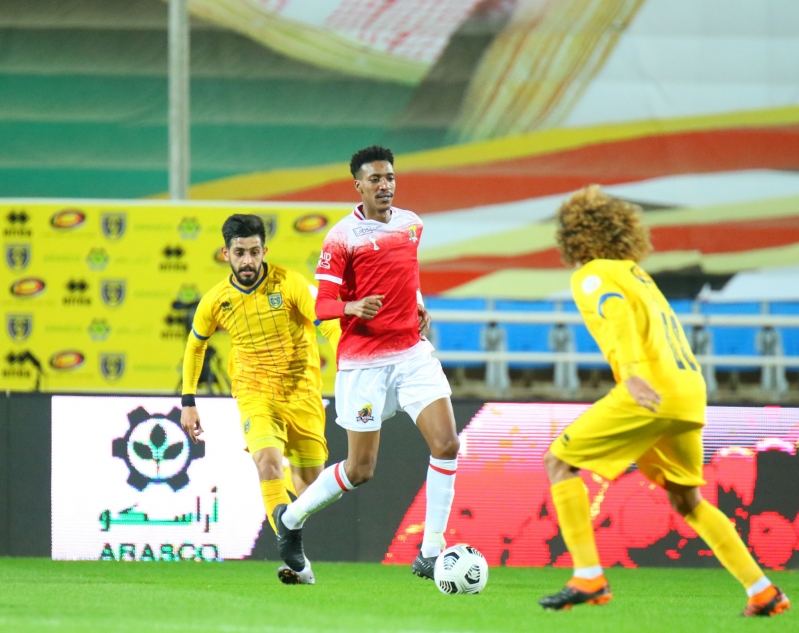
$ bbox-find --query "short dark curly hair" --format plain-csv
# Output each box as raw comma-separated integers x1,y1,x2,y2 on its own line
350,145,394,178
556,185,652,265
222,214,265,248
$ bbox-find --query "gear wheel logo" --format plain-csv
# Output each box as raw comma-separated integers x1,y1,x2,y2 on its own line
112,407,205,491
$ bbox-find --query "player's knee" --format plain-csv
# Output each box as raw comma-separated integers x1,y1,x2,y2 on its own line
543,450,570,482
256,462,284,481
346,460,376,486
252,449,283,481
431,435,460,460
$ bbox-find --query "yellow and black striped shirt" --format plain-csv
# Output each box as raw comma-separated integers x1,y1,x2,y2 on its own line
182,263,340,401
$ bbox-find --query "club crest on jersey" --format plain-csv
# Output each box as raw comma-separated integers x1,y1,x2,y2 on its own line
356,404,374,425
6,314,32,341
99,353,125,381
408,225,418,242
5,243,30,271
630,264,653,284
268,293,283,309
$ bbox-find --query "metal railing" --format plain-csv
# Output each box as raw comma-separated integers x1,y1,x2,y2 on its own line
428,310,799,368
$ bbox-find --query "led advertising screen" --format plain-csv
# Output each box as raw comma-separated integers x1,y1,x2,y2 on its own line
52,396,268,562
386,403,799,571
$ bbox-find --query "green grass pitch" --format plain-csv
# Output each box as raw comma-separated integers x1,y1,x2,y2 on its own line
0,559,795,632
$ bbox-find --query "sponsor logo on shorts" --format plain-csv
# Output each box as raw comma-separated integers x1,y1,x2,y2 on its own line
243,418,251,434
561,433,570,446
356,404,374,425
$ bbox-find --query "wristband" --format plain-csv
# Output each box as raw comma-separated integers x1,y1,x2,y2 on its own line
181,394,196,407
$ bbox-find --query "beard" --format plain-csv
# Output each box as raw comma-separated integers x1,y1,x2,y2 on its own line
231,263,261,287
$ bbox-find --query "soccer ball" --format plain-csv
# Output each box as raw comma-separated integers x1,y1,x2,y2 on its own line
433,545,489,594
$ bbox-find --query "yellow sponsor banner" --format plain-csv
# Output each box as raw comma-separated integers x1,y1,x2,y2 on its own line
1,200,351,394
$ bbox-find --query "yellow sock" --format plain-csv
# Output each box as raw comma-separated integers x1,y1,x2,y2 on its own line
551,477,600,569
283,464,297,498
260,479,291,533
685,500,764,589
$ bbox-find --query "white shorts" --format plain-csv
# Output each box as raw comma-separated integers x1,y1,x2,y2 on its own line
335,352,452,432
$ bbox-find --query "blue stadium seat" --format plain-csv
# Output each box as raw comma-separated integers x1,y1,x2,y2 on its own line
768,302,799,371
494,300,554,368
562,301,607,369
670,298,695,314
700,302,760,371
425,297,487,367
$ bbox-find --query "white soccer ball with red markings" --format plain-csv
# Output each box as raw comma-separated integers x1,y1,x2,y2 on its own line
433,545,489,595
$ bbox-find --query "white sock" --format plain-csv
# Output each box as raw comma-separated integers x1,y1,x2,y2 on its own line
421,457,457,558
747,576,772,598
573,565,603,580
282,461,354,530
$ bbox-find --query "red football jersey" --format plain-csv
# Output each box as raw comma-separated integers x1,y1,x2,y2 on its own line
315,205,432,369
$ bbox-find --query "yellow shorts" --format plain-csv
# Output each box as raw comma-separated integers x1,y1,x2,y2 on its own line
550,395,706,488
236,393,328,468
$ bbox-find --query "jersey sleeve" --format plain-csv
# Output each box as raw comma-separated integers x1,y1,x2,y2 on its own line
181,291,218,396
572,262,642,378
287,271,342,351
315,226,349,285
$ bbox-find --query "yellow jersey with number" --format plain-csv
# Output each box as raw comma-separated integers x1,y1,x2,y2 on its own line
571,259,706,423
183,263,340,402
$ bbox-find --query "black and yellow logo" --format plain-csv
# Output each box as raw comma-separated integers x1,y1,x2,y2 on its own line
101,212,127,239
100,279,126,307
6,314,32,341
99,353,125,381
5,244,30,271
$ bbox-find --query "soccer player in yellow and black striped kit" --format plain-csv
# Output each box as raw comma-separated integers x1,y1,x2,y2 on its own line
180,214,340,585
539,187,789,616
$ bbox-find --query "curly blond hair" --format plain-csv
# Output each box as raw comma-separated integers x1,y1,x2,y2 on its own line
555,185,652,266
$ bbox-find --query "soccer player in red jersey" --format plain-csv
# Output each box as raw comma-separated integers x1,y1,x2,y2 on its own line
273,146,459,581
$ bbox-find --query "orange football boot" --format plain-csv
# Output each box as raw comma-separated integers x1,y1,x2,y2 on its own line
539,575,612,611
742,585,789,617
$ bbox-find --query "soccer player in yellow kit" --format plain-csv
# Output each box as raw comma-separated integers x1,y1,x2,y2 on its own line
180,214,340,585
539,186,789,616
